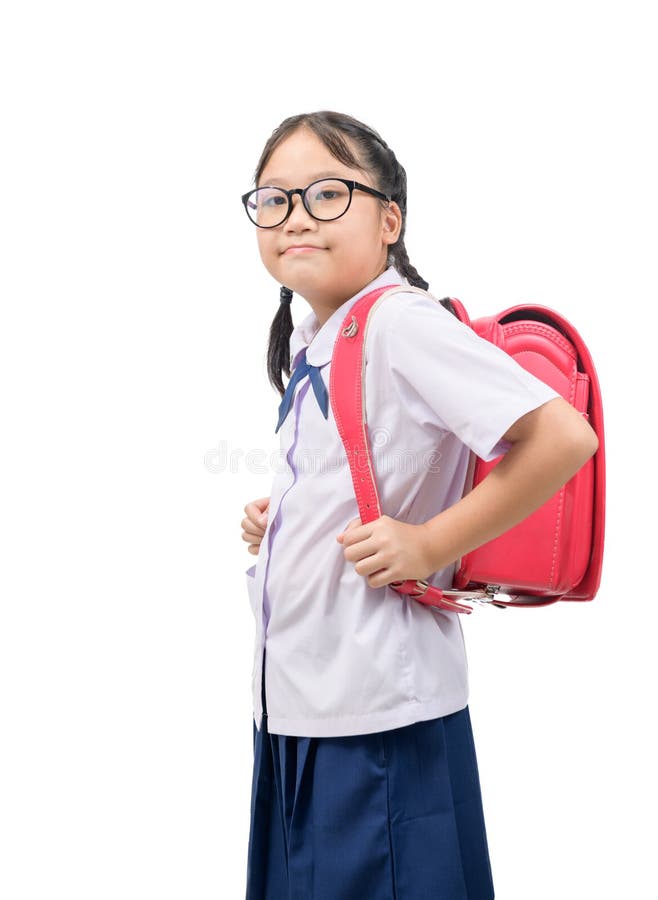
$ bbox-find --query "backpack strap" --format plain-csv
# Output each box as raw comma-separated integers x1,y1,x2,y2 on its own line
329,284,483,615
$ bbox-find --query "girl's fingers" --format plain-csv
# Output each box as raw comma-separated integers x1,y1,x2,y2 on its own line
242,516,265,536
242,498,270,554
243,529,264,553
244,499,270,529
245,497,270,517
336,516,363,542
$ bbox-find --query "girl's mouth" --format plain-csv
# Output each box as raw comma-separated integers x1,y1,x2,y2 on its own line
283,246,326,254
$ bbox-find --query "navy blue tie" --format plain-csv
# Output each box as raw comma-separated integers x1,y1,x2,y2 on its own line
275,346,329,433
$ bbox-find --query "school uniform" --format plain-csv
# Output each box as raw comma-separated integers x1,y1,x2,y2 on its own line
245,264,561,898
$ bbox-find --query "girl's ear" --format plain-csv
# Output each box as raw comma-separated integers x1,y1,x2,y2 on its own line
382,201,402,244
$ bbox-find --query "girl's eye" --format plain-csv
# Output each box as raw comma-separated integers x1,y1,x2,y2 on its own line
314,190,338,201
262,194,286,207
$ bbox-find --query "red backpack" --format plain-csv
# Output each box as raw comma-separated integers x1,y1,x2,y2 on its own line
329,285,606,613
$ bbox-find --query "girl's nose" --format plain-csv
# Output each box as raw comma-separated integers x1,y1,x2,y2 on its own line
284,193,317,230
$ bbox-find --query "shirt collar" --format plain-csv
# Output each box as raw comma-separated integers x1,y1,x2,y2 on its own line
289,265,408,369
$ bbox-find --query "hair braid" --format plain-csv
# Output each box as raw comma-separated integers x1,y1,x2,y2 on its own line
267,286,294,397
389,243,429,291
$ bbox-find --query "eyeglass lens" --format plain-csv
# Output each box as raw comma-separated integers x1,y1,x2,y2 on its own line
245,179,350,227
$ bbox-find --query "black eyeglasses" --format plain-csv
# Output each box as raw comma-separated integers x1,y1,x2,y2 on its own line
240,178,391,228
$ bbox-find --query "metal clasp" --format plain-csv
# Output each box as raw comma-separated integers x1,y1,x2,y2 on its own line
454,584,505,609
341,315,358,338
411,579,429,597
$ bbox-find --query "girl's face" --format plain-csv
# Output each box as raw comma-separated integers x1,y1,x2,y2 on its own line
255,127,402,323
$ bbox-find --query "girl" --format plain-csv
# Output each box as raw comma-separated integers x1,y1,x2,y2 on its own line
239,110,597,900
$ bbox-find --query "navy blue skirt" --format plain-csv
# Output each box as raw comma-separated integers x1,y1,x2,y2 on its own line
246,650,495,899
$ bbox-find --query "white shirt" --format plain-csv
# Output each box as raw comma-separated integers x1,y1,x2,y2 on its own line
245,265,560,737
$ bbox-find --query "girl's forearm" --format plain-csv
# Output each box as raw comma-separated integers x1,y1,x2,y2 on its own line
420,426,598,575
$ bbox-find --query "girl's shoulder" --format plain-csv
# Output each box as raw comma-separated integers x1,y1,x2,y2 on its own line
366,287,470,347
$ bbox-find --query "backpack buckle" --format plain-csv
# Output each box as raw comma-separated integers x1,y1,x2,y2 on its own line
410,579,429,597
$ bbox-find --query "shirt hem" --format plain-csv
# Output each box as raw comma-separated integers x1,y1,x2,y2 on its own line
261,692,469,738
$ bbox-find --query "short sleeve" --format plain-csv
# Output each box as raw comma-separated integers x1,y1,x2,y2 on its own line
383,295,562,461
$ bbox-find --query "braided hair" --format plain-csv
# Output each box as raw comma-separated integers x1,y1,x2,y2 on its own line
250,110,456,398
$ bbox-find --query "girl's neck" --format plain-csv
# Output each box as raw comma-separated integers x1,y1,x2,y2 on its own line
310,263,393,329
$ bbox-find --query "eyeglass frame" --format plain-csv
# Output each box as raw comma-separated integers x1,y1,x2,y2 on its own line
240,178,392,228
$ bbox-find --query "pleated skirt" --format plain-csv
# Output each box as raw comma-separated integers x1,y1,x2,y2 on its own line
245,649,495,899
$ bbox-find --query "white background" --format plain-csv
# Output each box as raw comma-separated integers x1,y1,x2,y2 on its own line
1,1,656,897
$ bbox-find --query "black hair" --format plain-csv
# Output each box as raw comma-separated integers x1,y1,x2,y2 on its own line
248,110,456,397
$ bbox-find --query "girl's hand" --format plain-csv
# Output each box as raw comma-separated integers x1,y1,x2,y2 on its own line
336,514,435,589
242,497,270,555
